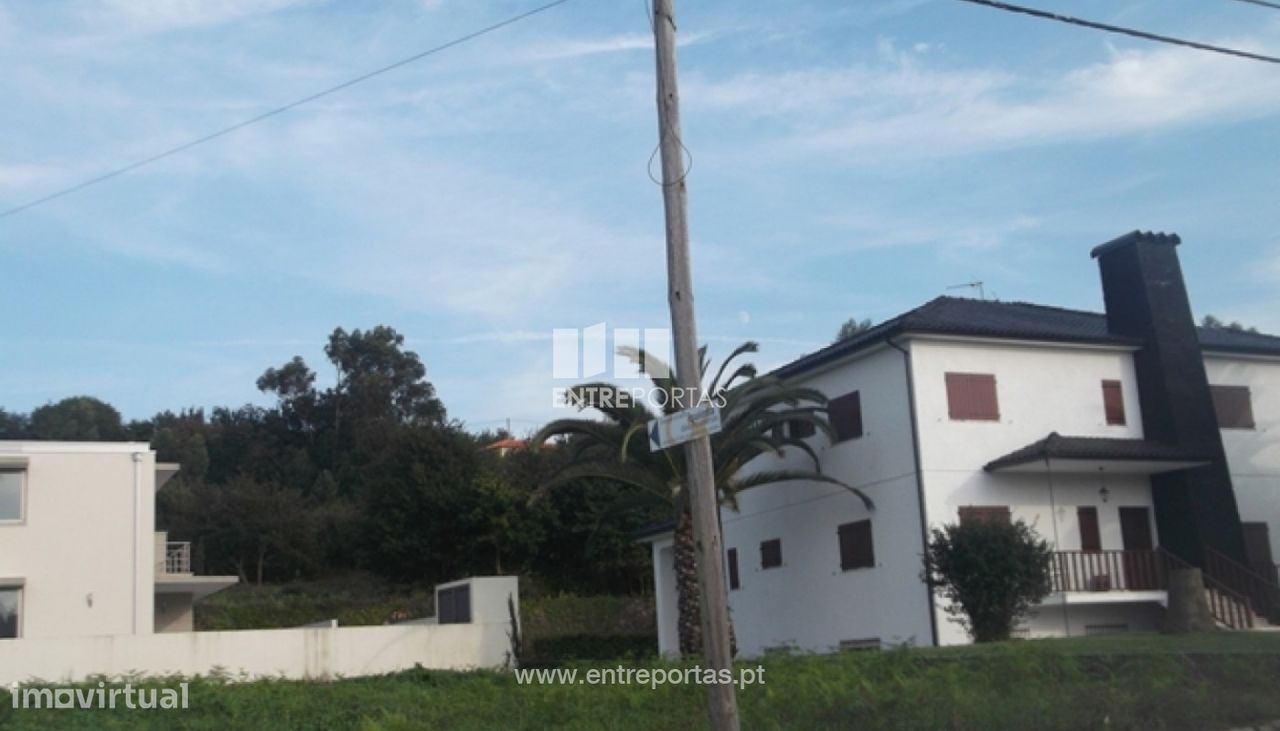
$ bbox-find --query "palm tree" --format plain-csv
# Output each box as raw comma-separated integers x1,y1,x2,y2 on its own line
531,342,871,656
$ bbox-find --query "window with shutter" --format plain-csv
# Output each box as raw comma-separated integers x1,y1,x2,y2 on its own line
788,419,816,439
945,373,1000,421
1101,380,1126,426
727,548,740,590
838,520,875,570
829,391,864,442
1077,506,1102,552
760,538,782,569
1210,385,1256,429
958,506,1012,526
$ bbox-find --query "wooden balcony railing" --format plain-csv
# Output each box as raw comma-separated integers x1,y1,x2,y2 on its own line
1050,549,1254,630
1051,550,1164,593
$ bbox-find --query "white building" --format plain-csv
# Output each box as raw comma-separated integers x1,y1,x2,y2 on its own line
644,231,1280,653
0,441,237,641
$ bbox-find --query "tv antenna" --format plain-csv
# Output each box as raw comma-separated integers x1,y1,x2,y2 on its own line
947,281,986,300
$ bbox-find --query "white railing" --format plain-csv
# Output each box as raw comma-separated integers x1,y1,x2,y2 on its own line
164,542,191,574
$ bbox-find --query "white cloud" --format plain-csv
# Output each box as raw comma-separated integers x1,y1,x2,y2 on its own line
523,30,712,62
686,31,1280,161
87,0,314,33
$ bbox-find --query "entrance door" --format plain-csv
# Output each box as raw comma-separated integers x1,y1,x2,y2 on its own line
1243,522,1278,585
1119,507,1157,589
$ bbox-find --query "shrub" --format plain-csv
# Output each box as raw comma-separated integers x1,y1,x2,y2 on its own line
923,519,1053,642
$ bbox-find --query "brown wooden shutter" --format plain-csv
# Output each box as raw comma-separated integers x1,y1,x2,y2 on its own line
838,520,875,570
1077,507,1102,552
959,506,1012,526
727,548,740,590
760,538,782,569
829,391,863,442
1101,380,1126,426
945,373,1000,421
1210,385,1255,429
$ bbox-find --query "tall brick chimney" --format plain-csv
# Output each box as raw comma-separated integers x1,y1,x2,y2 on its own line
1091,231,1248,565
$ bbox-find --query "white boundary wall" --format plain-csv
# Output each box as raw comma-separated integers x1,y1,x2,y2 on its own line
0,576,519,685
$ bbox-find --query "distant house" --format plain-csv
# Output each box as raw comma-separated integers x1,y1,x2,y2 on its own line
0,441,237,640
642,231,1280,654
484,438,528,457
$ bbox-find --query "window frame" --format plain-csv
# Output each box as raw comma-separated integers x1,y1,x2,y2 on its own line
1210,385,1256,430
837,519,875,571
760,538,783,570
0,469,26,525
944,373,1000,422
1101,380,1126,426
828,390,864,443
0,585,22,640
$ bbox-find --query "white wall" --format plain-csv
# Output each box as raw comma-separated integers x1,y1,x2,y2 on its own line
1206,354,1280,568
0,623,513,685
0,443,156,640
908,338,1160,644
717,345,934,655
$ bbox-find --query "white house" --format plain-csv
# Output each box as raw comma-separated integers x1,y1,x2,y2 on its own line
0,441,238,641
644,231,1280,654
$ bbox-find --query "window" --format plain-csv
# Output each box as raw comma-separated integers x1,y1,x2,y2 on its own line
727,548,740,590
1077,507,1102,552
829,391,864,442
945,373,999,421
0,470,22,522
1211,385,1256,429
436,585,471,624
0,587,18,639
1101,380,1126,426
760,538,782,569
788,419,815,439
838,520,875,570
958,506,1011,526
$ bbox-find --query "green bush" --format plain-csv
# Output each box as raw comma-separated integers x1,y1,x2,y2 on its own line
923,519,1053,642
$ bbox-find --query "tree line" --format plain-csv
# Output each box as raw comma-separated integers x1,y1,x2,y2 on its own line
0,326,667,593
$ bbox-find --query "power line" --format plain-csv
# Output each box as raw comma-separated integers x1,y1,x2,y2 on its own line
0,0,574,219
1225,0,1280,10
952,0,1280,64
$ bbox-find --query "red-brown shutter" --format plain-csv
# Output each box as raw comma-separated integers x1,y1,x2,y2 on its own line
838,520,875,570
959,506,1012,526
945,373,1000,421
1210,385,1256,429
1101,380,1126,426
1078,507,1102,552
829,391,863,442
760,539,782,569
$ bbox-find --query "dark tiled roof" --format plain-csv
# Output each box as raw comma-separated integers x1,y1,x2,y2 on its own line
773,296,1280,379
632,519,675,542
983,432,1213,472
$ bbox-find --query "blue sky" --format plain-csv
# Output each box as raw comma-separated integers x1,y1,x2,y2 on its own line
2,0,1278,434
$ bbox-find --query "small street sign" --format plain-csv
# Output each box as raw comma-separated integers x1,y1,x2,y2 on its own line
648,403,723,451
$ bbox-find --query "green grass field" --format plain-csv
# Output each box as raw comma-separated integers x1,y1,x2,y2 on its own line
3,633,1279,730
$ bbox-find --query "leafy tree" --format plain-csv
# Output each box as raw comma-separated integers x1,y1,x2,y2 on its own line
0,409,29,439
923,519,1053,643
834,317,874,343
29,396,126,441
532,342,870,656
325,326,445,430
1201,314,1259,334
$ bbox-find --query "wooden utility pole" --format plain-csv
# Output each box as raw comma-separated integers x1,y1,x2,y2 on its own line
651,1,741,729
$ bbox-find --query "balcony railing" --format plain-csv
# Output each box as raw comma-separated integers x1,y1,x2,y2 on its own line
1052,550,1164,593
1051,549,1254,630
163,542,191,575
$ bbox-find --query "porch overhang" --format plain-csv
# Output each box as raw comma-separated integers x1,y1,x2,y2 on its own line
984,432,1212,475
